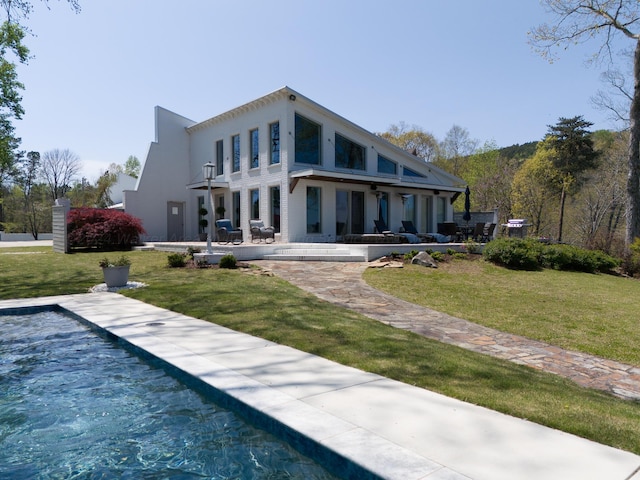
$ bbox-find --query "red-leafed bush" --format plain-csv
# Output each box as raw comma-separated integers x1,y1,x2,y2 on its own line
67,208,145,249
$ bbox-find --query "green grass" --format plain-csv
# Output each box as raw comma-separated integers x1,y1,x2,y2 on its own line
1,247,639,454
363,257,640,366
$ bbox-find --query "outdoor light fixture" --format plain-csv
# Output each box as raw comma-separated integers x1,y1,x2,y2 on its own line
203,162,215,254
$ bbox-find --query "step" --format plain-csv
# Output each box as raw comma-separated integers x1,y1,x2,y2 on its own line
263,249,365,262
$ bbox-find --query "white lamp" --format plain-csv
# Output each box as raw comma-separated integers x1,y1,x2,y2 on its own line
203,162,215,253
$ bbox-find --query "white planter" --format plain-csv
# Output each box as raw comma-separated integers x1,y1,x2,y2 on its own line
102,265,130,287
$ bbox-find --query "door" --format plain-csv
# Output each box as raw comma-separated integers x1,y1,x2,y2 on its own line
336,190,365,240
167,201,184,241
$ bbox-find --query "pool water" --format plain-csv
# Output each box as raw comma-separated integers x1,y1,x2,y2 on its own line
0,309,340,479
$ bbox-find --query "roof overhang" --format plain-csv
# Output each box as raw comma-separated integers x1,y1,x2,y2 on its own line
288,168,465,196
186,180,230,190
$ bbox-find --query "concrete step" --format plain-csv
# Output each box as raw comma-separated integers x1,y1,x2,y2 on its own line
263,248,365,262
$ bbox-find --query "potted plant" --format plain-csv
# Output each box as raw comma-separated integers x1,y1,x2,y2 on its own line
215,205,226,219
198,207,209,241
99,255,131,288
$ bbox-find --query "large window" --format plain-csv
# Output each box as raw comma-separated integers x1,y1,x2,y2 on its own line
250,188,260,219
232,191,241,227
269,121,280,164
250,128,259,169
215,140,224,176
402,194,415,224
335,133,365,170
295,114,321,165
377,155,397,175
306,186,321,233
270,185,280,232
403,166,426,178
232,134,240,172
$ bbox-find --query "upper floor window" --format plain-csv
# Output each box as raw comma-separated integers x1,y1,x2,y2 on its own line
269,121,280,164
377,154,397,175
250,128,259,169
232,134,240,172
335,133,365,170
215,140,224,176
295,113,321,165
402,166,426,178
250,188,260,219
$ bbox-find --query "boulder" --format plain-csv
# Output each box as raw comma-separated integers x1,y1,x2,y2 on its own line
411,251,438,268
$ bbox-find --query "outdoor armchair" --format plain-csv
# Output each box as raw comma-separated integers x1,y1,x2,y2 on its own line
215,219,243,244
249,219,275,243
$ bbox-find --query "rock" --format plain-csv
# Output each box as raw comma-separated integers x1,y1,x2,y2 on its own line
411,251,438,268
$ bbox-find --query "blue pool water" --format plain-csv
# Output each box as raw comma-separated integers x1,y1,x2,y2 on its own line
0,309,340,479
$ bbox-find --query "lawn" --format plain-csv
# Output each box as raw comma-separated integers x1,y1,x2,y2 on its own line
1,247,639,455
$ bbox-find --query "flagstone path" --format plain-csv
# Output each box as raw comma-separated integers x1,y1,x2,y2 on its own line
252,260,640,402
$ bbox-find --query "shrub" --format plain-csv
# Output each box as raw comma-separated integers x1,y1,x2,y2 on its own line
403,250,419,262
463,239,479,254
167,253,187,268
430,251,445,262
186,246,201,260
483,238,543,270
67,208,145,249
219,254,237,269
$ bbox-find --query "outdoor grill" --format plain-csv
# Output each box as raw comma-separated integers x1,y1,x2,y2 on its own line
503,219,531,238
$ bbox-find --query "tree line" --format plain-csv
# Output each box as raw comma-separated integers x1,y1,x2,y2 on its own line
381,118,627,255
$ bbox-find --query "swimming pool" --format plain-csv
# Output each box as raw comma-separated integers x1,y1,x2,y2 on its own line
0,308,340,479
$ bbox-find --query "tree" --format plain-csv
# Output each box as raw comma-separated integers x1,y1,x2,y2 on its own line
40,148,80,202
511,142,561,237
124,155,141,178
529,0,640,247
545,116,599,242
437,125,479,176
378,122,440,162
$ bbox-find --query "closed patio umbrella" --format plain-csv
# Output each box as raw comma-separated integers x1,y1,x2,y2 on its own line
463,186,471,224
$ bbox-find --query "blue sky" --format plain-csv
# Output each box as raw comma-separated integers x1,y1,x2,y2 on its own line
13,0,631,181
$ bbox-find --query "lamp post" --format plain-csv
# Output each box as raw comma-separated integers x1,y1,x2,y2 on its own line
203,162,215,254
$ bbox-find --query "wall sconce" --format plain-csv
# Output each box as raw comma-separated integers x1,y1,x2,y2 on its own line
433,190,440,195
289,94,296,101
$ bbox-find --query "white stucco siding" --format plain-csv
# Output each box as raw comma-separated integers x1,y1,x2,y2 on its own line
124,107,195,241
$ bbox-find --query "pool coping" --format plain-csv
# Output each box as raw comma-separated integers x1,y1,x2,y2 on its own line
2,293,639,480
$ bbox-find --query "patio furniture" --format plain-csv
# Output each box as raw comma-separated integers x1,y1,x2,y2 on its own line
472,222,496,242
216,219,243,244
374,219,420,244
249,219,275,243
438,222,463,242
401,221,436,243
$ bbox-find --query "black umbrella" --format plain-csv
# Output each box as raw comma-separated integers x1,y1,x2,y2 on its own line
463,186,471,223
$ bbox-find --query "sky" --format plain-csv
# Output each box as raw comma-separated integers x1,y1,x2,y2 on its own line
12,0,632,183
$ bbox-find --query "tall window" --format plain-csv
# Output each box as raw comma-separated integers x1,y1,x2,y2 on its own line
269,121,280,164
250,128,259,169
402,194,415,223
232,191,241,227
295,114,321,165
215,140,224,176
270,185,280,232
250,188,260,219
306,186,321,233
232,134,240,172
377,192,389,227
377,155,397,175
335,133,365,170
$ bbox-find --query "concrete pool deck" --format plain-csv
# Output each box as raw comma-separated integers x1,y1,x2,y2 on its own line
2,293,639,480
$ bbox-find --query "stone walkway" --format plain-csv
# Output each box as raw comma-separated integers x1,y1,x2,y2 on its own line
253,260,640,401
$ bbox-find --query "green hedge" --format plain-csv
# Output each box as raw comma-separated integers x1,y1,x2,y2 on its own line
483,238,618,272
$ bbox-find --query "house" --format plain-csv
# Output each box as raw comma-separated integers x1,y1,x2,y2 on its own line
107,172,137,209
123,87,466,243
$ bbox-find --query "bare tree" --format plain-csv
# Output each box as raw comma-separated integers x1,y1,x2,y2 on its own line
529,0,640,247
439,125,479,176
40,148,80,202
